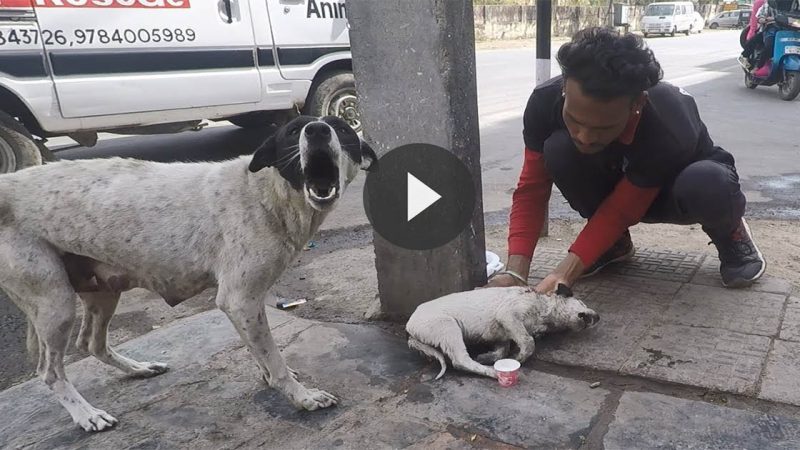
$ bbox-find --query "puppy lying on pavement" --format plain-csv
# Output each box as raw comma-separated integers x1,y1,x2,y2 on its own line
406,284,599,380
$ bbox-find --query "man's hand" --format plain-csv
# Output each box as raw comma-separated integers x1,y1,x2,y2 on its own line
484,254,531,288
534,252,585,295
484,273,527,288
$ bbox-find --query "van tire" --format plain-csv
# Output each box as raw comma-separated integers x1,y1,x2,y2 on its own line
304,71,361,133
0,112,45,174
670,27,677,36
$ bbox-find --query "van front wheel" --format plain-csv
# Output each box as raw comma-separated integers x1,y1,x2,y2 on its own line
0,116,43,174
304,71,361,134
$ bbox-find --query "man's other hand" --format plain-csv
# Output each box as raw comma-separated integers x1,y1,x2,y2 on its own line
480,254,532,288
534,252,584,294
485,273,527,288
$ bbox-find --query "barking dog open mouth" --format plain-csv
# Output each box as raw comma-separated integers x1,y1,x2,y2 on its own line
304,155,340,209
306,184,339,204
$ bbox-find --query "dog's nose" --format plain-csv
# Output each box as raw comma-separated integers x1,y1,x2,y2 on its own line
579,312,599,327
304,122,332,141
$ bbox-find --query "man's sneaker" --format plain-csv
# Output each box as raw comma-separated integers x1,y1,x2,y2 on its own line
581,231,635,278
705,218,766,288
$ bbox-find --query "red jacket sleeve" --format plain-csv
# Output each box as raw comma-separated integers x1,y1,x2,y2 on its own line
507,149,552,259
569,177,660,267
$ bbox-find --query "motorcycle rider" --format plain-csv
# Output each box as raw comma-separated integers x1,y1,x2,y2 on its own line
753,0,779,76
739,0,767,69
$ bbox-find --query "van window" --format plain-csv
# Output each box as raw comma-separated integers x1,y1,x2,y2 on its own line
644,4,676,16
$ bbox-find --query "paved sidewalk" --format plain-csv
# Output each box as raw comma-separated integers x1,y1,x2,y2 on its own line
1,247,800,449
531,247,797,403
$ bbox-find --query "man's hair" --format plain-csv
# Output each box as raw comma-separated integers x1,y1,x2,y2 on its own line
556,27,663,100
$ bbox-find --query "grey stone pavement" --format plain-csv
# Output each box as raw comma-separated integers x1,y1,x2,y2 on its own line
2,245,800,449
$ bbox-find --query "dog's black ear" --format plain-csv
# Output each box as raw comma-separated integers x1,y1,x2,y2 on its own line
249,134,277,173
555,283,574,298
359,139,378,172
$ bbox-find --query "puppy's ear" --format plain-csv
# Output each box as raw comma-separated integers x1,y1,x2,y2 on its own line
359,139,378,172
555,283,574,298
249,134,277,173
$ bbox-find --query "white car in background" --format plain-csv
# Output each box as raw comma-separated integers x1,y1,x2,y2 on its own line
692,12,705,33
640,1,696,37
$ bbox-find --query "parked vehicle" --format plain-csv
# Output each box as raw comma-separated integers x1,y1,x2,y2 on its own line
641,1,696,37
741,7,800,101
692,11,706,33
0,0,356,174
707,9,752,29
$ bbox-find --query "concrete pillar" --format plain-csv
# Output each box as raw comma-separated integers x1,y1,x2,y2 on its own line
348,0,487,321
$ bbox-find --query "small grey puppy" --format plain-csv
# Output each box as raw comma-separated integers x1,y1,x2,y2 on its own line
406,284,599,379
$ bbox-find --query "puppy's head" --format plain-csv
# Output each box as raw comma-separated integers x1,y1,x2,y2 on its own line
553,283,600,332
249,115,377,212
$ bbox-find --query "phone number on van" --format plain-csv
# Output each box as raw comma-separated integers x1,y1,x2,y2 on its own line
0,28,197,46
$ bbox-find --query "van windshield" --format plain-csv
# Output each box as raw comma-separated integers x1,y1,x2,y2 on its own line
644,4,675,16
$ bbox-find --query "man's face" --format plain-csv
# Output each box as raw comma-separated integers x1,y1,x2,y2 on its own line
562,78,644,155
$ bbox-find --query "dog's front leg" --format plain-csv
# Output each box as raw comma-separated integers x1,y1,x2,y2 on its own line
216,284,338,411
499,318,536,363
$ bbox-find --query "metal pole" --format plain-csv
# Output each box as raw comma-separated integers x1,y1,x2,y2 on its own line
536,0,551,237
535,0,552,87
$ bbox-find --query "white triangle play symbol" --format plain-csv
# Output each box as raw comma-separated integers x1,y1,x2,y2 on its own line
407,172,442,222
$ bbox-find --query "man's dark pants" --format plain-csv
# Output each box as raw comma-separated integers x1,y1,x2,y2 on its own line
542,130,746,237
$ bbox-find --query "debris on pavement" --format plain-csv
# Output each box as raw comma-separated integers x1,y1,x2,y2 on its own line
276,298,307,310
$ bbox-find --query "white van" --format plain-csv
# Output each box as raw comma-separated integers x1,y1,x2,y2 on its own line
640,1,697,37
0,0,355,173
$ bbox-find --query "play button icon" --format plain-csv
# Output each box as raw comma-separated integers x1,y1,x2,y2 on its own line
407,173,441,221
363,143,477,251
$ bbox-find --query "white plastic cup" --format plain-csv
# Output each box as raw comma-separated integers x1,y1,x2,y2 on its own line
485,251,504,278
494,359,521,387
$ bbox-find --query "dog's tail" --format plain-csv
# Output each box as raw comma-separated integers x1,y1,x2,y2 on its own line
408,337,448,380
25,319,39,362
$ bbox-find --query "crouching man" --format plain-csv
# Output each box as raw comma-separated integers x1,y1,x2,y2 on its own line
487,27,765,292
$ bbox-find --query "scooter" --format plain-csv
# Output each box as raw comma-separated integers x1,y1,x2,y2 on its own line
741,12,800,101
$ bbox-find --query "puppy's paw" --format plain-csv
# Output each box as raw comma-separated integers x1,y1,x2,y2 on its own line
76,408,118,432
296,388,339,411
475,352,497,365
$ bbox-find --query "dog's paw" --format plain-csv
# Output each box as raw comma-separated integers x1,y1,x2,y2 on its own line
76,408,118,432
131,361,169,378
297,388,339,411
475,353,498,365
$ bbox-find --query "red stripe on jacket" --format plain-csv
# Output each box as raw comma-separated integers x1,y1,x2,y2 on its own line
508,148,659,268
